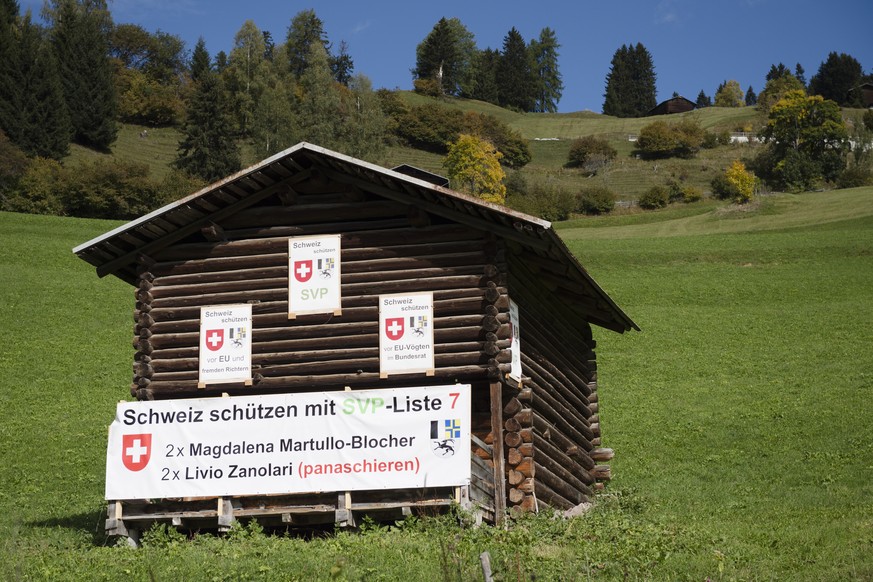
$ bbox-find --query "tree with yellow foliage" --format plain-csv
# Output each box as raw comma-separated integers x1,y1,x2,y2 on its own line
443,134,506,204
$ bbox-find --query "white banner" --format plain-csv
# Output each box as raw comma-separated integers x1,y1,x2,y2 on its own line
105,385,471,500
508,300,522,382
288,234,342,318
199,304,252,387
379,292,435,377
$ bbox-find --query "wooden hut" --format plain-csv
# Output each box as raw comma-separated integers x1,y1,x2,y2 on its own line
648,96,697,116
74,143,637,536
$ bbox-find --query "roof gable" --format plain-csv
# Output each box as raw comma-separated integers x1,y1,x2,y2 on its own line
74,143,637,333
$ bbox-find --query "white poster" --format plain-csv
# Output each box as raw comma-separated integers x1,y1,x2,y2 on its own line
199,304,253,387
508,299,522,382
379,292,435,377
105,385,471,500
288,234,342,318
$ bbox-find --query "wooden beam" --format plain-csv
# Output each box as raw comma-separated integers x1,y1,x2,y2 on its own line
96,170,313,278
490,381,506,524
321,167,551,251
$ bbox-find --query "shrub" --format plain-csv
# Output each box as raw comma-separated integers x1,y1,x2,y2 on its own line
60,159,171,219
712,160,758,203
506,181,575,221
463,111,531,169
412,77,442,97
0,130,29,198
636,118,704,159
711,173,738,200
680,185,703,203
638,185,670,209
567,136,617,175
3,157,65,215
837,164,873,188
575,186,616,215
390,103,531,168
731,170,756,202
702,132,719,149
864,109,873,132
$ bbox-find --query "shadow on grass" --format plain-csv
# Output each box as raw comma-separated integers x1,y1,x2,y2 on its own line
28,506,111,546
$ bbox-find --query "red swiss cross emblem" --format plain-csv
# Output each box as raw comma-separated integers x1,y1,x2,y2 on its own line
385,317,405,341
294,260,313,282
205,329,224,351
122,433,152,471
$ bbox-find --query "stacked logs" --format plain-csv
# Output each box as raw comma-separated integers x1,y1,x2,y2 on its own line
502,247,614,511
130,212,513,400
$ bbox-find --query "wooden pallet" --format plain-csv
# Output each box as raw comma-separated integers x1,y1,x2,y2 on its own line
106,485,484,545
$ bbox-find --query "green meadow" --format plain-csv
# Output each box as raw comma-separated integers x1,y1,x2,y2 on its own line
1,186,872,579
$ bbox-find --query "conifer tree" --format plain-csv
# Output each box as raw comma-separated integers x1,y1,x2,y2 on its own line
286,9,329,79
174,72,240,182
15,13,71,158
0,0,22,143
468,48,500,104
413,17,476,97
497,27,535,112
0,7,71,159
809,52,864,106
529,27,563,113
190,37,212,83
45,0,117,150
331,40,354,86
603,43,656,117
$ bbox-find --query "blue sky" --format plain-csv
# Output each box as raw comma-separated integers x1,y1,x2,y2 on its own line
21,0,873,113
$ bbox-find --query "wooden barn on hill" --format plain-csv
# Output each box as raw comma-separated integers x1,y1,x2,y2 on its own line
75,143,637,535
648,96,697,116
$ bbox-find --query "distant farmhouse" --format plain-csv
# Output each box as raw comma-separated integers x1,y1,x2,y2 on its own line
849,82,873,108
648,96,697,116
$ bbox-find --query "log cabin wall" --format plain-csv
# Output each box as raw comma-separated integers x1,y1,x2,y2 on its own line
130,169,507,521
504,246,613,512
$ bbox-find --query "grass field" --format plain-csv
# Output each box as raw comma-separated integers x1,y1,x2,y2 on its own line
1,186,871,579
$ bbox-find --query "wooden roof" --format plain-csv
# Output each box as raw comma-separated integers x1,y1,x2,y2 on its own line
74,143,637,333
648,96,697,116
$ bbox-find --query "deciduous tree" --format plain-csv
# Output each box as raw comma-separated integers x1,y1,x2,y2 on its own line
443,134,506,204
224,20,268,137
756,90,848,191
714,79,743,107
757,72,805,112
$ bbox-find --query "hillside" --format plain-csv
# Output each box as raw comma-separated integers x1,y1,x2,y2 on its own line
1,186,872,578
67,99,769,203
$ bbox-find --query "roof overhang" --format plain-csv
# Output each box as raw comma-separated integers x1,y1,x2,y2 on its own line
74,143,638,333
